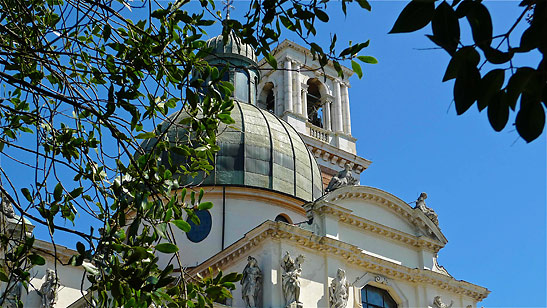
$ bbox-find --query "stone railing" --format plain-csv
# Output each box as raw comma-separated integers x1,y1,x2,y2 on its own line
307,122,330,142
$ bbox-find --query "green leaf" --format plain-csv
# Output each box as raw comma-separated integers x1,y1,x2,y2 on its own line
506,67,536,110
487,91,509,132
172,220,191,232
135,132,156,139
29,254,46,265
483,47,513,65
389,0,435,34
516,93,545,142
466,2,493,48
77,241,86,254
314,9,329,22
477,69,505,111
431,1,460,55
21,188,32,202
82,262,99,275
54,183,63,202
357,56,378,64
351,60,363,79
197,201,213,211
68,187,84,200
156,243,179,253
356,0,371,11
103,24,112,41
0,268,8,282
443,47,480,82
453,64,480,115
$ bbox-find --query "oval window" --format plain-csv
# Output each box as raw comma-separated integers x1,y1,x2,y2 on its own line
186,210,212,243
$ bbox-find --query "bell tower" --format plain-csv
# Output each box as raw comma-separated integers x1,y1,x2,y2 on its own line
257,40,371,188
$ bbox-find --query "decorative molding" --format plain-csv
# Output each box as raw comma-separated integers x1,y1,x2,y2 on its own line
323,186,448,245
302,135,369,173
188,221,489,302
374,275,389,285
317,202,444,253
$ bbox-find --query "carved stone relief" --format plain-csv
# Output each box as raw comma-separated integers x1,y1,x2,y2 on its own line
432,296,453,308
329,268,349,308
325,164,357,193
374,275,388,285
281,252,304,308
240,256,262,308
39,268,59,308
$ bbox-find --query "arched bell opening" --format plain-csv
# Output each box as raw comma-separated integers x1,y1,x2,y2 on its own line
306,78,324,128
258,82,275,114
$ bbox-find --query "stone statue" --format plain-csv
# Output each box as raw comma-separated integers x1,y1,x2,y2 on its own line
432,296,453,308
39,269,59,308
325,164,357,192
415,192,439,226
1,281,22,308
281,252,305,308
329,269,349,308
240,256,262,308
1,192,15,219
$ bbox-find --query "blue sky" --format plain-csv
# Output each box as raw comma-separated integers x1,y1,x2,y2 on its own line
307,1,546,307
5,1,544,306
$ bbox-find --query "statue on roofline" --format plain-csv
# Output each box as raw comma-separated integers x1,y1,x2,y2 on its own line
415,192,439,226
325,164,357,193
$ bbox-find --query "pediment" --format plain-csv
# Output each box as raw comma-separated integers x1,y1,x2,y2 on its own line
319,186,447,245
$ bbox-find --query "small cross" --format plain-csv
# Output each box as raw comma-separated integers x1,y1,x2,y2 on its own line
222,0,234,19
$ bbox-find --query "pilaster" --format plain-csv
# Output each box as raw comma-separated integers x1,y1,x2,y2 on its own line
333,79,343,133
284,58,293,114
293,61,302,115
341,81,351,135
301,83,309,119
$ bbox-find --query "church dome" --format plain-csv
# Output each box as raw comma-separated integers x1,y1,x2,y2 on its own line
157,101,323,202
206,32,257,65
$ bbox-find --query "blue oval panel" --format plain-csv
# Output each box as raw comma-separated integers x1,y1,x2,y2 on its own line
186,210,212,243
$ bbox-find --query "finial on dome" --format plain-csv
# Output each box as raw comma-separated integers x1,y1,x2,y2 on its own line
222,0,234,20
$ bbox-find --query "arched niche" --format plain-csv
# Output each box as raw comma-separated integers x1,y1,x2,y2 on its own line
353,274,409,308
258,81,275,114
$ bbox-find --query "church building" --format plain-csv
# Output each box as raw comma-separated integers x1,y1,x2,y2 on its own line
0,32,489,308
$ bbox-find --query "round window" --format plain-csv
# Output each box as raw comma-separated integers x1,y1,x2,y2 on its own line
186,210,212,243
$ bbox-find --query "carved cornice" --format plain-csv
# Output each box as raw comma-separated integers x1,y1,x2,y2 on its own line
324,186,448,245
188,221,489,302
302,135,370,173
316,202,444,253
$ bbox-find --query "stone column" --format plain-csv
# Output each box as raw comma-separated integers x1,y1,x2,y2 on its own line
323,98,332,131
341,82,351,134
333,79,343,132
284,59,293,114
301,84,309,119
294,62,302,115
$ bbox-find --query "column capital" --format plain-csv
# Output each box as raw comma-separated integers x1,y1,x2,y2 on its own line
322,94,335,105
301,83,309,91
